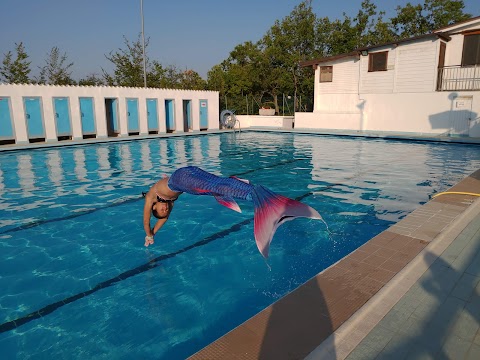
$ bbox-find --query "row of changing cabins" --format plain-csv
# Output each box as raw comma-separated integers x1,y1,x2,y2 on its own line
0,84,220,145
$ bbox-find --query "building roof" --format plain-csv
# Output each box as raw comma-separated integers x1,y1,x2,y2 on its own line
299,52,359,68
300,32,451,68
433,15,480,32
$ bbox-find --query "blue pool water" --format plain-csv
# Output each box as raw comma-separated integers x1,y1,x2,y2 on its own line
0,132,479,359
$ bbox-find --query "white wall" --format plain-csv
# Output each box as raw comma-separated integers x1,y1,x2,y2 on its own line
360,46,396,94
294,112,363,131
0,84,219,144
295,91,480,137
235,115,294,129
314,58,360,112
393,41,438,93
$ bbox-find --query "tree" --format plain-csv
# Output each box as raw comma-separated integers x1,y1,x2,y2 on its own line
37,46,75,85
207,64,227,108
315,0,394,57
391,2,430,37
104,34,150,87
261,0,316,111
78,73,104,86
221,41,266,113
423,0,471,29
0,42,31,84
154,64,183,89
104,34,192,89
180,69,207,90
391,0,471,38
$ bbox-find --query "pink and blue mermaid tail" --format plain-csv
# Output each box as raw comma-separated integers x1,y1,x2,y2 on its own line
168,166,322,258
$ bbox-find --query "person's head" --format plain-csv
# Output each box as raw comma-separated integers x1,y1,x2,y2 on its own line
152,201,172,219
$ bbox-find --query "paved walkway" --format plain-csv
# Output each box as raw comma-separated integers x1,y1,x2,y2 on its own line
308,198,480,360
344,209,480,360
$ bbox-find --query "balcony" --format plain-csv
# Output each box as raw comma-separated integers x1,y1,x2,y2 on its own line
437,65,480,91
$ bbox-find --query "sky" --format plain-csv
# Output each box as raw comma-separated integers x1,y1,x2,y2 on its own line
1,0,479,81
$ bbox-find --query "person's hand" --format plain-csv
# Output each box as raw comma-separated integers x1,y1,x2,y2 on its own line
145,235,154,247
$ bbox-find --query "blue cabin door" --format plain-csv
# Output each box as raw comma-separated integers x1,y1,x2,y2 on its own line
199,99,208,129
79,98,96,135
24,97,44,138
110,99,119,133
183,100,191,132
147,99,158,131
0,97,14,139
105,98,119,136
53,97,71,136
165,100,175,131
127,98,139,133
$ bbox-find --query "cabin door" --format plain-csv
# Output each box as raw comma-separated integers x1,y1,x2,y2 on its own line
450,96,472,137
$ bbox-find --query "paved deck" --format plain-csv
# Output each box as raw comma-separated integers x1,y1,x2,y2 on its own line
341,205,480,359
189,169,480,359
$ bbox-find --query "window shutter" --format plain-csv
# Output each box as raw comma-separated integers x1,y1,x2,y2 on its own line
320,66,333,82
368,51,388,72
462,34,480,66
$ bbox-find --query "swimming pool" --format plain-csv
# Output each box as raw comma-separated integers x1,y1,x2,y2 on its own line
0,132,479,359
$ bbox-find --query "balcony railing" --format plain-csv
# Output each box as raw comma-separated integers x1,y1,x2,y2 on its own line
437,65,480,91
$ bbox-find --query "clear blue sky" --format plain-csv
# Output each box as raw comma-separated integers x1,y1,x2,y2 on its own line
1,0,479,80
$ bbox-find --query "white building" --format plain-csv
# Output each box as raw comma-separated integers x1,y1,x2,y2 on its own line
296,16,480,138
0,84,219,145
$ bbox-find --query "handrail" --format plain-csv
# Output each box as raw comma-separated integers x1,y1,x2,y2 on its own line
437,64,480,91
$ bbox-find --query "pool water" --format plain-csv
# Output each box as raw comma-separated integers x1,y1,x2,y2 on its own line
0,132,479,359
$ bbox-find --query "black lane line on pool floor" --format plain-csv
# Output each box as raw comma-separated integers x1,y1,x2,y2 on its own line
0,157,309,235
0,216,256,334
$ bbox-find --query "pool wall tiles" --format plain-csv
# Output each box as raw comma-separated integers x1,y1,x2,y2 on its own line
0,84,219,144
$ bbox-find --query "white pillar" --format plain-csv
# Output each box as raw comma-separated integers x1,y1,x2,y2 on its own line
42,95,58,142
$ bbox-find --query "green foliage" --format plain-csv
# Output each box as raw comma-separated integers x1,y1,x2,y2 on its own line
261,0,316,112
391,0,471,37
37,46,75,85
103,35,206,90
103,34,147,87
78,73,105,86
180,69,207,90
0,42,31,84
315,0,394,57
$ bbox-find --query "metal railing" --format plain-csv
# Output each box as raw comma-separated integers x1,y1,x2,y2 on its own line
437,65,480,91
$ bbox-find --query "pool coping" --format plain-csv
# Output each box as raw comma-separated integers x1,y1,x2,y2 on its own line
188,169,480,359
1,128,479,153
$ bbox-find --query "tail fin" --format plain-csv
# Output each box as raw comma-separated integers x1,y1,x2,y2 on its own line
252,185,322,258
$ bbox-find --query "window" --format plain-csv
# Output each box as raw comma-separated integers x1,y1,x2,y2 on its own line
462,33,480,66
319,66,333,82
368,51,388,72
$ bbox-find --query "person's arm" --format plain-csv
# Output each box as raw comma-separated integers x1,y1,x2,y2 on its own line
143,193,156,246
143,194,154,236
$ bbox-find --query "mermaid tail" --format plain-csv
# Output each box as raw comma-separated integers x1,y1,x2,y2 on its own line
168,166,323,258
252,185,322,258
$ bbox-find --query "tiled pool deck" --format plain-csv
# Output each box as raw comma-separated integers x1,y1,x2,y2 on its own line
1,129,479,359
190,168,480,359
